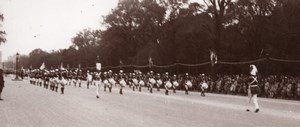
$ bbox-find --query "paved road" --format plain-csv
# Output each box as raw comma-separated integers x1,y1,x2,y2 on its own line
1,76,299,127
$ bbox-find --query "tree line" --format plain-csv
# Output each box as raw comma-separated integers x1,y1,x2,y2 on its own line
3,0,300,74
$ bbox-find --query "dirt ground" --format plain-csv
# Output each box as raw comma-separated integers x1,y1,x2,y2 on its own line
0,76,299,127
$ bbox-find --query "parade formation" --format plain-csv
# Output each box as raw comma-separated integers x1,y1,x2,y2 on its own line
28,68,202,97
26,64,264,113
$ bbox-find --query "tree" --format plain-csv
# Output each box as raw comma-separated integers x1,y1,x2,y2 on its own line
0,12,6,44
203,0,233,54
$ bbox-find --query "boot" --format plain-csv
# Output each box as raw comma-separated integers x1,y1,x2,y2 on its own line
109,87,112,93
150,88,152,93
120,89,123,95
165,90,169,95
61,88,64,94
173,89,176,93
139,87,141,92
185,90,188,95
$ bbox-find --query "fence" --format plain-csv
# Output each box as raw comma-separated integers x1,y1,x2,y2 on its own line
78,57,300,75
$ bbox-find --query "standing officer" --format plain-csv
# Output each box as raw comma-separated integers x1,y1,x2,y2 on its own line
246,64,260,113
0,69,5,101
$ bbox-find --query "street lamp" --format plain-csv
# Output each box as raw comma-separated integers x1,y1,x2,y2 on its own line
14,52,21,80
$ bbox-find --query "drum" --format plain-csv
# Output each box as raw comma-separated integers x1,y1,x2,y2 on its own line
201,82,208,89
120,79,126,87
173,81,179,87
108,78,116,85
165,81,172,88
103,80,109,86
186,80,192,88
157,80,162,86
149,78,156,85
139,80,145,86
132,79,138,86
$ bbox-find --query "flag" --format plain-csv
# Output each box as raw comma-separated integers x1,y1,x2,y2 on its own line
40,62,45,70
156,39,160,44
96,63,101,71
210,50,218,66
148,57,153,66
120,59,124,66
60,62,64,70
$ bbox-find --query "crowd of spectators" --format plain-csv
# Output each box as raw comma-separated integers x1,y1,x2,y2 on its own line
184,74,300,100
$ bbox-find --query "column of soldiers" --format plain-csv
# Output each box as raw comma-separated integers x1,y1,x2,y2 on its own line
29,69,85,94
28,68,209,98
86,69,201,98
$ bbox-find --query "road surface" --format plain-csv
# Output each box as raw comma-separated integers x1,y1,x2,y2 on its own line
1,76,299,127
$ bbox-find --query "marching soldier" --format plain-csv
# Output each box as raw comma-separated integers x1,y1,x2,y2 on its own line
102,72,108,92
107,70,115,93
200,80,208,96
184,73,193,95
155,73,162,91
77,70,83,87
72,71,77,87
163,72,172,95
132,73,138,91
172,74,179,93
148,71,156,93
137,72,145,92
44,71,50,89
95,72,101,98
86,71,93,89
246,64,260,113
118,70,126,95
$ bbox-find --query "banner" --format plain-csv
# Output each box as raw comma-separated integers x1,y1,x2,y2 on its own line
96,63,101,71
40,62,45,70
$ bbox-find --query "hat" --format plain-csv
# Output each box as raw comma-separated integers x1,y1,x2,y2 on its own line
250,64,258,76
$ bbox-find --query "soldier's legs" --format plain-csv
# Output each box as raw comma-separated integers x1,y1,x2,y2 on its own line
120,87,123,95
109,86,112,93
185,85,189,94
252,94,259,112
0,87,3,100
96,83,100,98
165,87,169,95
61,87,64,94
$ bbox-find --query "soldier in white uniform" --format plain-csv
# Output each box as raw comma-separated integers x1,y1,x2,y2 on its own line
246,64,260,113
86,71,93,89
163,72,172,95
118,70,126,95
95,72,101,99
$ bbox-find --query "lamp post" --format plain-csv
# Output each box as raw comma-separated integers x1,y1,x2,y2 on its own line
14,52,20,80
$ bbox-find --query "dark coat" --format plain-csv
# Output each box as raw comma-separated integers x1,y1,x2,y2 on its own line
0,69,4,88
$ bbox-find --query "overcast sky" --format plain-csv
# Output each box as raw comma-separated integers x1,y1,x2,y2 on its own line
0,0,118,61
0,0,201,61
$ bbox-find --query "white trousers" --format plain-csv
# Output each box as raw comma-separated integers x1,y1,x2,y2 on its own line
251,94,260,109
95,80,101,96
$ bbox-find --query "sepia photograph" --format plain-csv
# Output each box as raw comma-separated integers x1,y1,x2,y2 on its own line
0,0,300,127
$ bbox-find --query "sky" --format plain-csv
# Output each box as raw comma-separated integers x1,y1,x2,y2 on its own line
0,0,202,61
0,0,119,61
